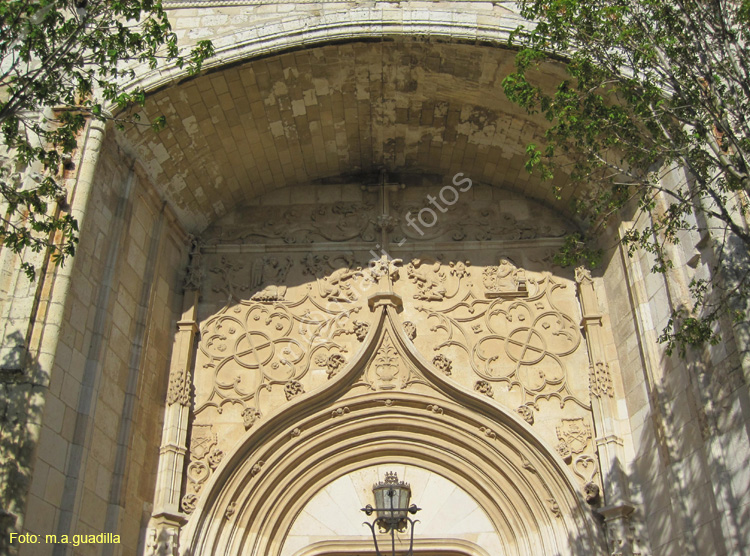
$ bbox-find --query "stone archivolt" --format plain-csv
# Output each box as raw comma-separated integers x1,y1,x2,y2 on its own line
177,303,607,555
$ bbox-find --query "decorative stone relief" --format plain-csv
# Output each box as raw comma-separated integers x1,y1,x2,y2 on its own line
166,367,190,406
331,407,350,418
145,526,179,556
207,448,224,469
556,441,572,463
250,257,293,302
589,361,615,398
405,257,470,302
474,380,494,398
184,242,599,527
432,354,453,376
204,201,378,245
406,258,448,301
210,257,248,300
242,408,262,430
353,321,369,341
250,461,265,477
556,418,592,454
183,235,204,292
516,405,534,425
483,257,527,298
573,454,599,485
393,195,571,243
368,254,402,288
194,268,365,428
302,253,365,303
181,493,198,514
182,425,223,511
415,266,588,411
479,426,497,439
372,335,400,389
284,380,305,400
359,333,423,390
584,481,601,504
190,425,217,460
324,353,347,379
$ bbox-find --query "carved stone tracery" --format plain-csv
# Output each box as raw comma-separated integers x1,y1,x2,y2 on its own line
172,185,605,544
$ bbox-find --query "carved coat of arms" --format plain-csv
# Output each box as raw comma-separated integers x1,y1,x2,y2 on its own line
556,418,592,454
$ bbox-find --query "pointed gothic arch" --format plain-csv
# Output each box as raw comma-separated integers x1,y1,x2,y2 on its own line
179,305,607,555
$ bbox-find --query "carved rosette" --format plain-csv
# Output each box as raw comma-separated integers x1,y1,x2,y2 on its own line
207,448,224,469
242,408,262,430
181,493,198,514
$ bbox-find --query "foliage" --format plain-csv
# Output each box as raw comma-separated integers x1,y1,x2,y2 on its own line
503,0,750,355
0,0,213,279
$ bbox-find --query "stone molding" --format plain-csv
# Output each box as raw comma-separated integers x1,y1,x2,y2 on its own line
115,8,528,106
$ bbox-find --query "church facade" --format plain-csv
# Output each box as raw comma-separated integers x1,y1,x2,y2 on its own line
1,2,749,555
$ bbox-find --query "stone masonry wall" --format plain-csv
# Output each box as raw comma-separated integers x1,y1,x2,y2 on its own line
19,130,187,555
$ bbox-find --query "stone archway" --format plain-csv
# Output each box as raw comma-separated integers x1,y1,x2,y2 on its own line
176,302,607,555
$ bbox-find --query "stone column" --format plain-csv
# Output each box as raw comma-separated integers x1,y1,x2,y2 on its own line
576,267,639,556
148,238,202,555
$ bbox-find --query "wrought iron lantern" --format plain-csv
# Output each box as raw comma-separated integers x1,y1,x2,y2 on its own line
361,472,421,556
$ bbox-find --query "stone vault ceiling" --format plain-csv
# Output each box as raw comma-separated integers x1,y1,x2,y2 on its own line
118,39,573,233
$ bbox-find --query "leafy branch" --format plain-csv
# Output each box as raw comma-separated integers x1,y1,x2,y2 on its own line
0,0,214,279
503,0,750,355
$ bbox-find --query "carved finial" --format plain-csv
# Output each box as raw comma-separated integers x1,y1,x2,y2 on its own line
575,266,593,285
